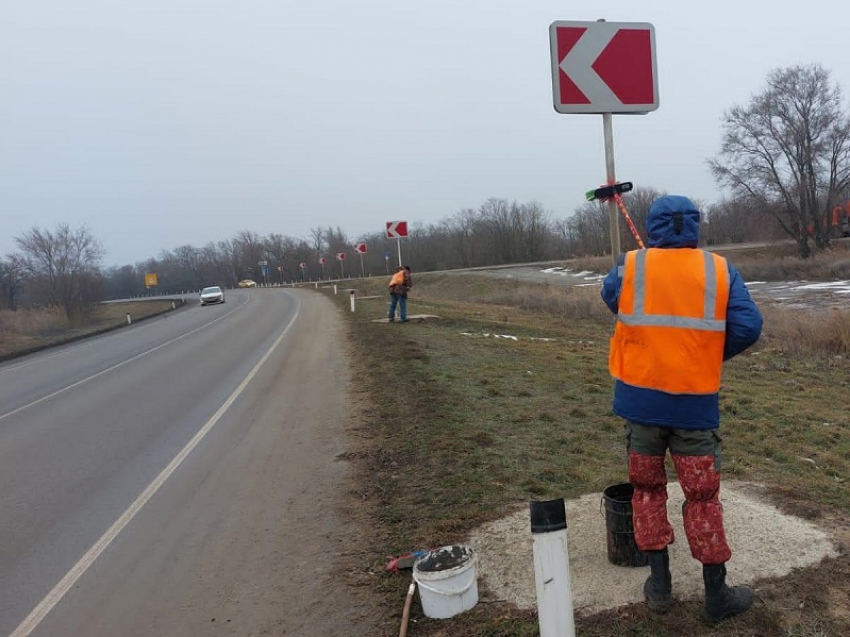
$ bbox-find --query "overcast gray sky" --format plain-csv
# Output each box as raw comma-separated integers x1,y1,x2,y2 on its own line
2,0,849,266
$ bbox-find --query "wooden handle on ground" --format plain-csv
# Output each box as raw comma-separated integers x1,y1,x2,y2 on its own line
399,580,416,637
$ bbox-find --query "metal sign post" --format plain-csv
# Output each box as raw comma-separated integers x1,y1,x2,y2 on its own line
603,113,621,259
354,243,367,278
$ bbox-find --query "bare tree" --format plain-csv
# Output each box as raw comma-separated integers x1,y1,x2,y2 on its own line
709,63,850,257
565,202,609,256
517,201,551,262
702,199,785,245
445,209,478,268
14,224,104,318
309,227,325,261
0,256,25,310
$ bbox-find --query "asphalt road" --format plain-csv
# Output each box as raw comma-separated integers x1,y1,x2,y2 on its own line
0,288,377,637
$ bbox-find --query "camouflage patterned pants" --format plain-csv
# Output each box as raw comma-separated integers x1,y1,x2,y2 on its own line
626,421,732,565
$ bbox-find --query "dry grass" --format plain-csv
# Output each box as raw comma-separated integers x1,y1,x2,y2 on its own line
0,306,70,336
397,274,614,325
734,252,850,281
0,300,182,359
395,271,850,359
759,303,850,357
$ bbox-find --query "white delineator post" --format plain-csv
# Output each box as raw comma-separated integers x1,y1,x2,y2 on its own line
350,290,355,312
530,498,576,637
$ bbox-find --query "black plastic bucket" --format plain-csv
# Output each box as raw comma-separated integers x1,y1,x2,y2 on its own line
602,483,648,567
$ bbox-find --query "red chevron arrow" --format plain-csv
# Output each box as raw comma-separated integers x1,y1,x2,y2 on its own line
591,29,654,105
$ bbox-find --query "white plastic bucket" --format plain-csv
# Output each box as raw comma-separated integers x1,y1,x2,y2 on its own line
412,545,479,619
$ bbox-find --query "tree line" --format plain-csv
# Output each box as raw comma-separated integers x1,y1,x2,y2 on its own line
2,62,849,316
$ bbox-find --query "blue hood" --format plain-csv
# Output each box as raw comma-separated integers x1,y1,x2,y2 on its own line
646,195,700,248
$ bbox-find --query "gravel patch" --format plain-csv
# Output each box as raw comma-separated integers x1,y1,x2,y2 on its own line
467,480,838,615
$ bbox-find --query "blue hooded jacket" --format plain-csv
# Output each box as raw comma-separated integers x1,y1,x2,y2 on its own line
600,195,763,429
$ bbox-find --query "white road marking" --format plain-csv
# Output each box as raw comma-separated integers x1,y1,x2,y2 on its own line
8,296,300,637
0,297,249,423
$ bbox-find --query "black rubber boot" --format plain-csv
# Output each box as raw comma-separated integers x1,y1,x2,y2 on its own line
703,563,753,624
643,549,672,612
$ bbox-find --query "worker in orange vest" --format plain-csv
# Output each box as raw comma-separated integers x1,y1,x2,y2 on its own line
601,195,763,625
387,266,407,322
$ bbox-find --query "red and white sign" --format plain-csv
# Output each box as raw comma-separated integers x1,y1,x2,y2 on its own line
549,21,658,114
319,257,327,265
336,252,346,261
385,221,408,239
299,262,306,269
354,243,367,254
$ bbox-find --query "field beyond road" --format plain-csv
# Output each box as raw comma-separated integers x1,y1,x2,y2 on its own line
0,299,182,361
332,264,850,637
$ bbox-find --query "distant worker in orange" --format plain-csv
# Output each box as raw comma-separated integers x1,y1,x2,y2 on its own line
387,266,407,322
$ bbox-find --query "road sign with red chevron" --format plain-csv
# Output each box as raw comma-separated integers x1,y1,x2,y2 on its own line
354,243,367,254
336,252,346,261
549,20,658,114
385,221,408,239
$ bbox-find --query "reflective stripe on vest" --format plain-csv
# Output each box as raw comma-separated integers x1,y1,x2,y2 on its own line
609,248,730,395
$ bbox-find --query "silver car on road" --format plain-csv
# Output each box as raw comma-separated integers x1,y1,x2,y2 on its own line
200,286,225,305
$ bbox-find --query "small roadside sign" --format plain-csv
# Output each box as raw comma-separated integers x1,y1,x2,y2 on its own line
385,221,408,239
144,273,158,287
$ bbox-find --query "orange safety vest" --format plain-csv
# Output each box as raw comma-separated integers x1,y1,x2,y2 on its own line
609,248,730,395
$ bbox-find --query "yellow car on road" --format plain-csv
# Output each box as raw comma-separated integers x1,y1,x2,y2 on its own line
238,279,257,288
